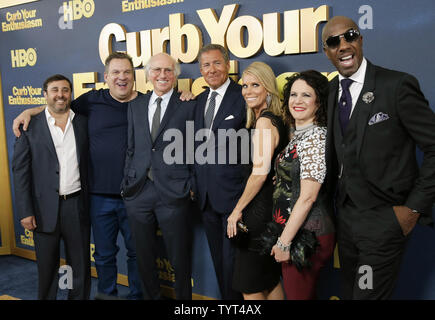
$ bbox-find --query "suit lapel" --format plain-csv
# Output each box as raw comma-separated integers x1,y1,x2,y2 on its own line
72,115,83,164
138,93,153,145
327,76,339,164
196,89,209,129
355,61,377,159
154,91,179,144
38,112,59,162
211,80,237,131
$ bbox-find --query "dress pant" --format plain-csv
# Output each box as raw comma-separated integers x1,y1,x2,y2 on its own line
90,194,142,299
124,180,192,300
34,193,90,300
202,200,242,300
337,197,409,300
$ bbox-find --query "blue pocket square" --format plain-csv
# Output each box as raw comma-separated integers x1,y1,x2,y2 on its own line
368,112,389,125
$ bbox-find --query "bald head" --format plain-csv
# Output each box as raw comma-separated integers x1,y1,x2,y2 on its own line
322,16,363,77
146,52,180,79
322,16,360,44
146,52,180,96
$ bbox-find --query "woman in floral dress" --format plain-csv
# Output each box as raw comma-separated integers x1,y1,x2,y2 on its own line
270,70,335,299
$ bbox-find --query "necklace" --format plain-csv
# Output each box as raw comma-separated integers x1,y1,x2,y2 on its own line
290,122,316,145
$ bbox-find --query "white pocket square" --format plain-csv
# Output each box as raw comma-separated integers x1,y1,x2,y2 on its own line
368,112,389,125
224,115,235,120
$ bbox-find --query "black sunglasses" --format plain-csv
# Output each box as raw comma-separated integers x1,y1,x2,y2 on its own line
324,29,360,48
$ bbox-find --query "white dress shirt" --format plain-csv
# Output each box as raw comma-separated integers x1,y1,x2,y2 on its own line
338,57,368,118
45,107,81,196
148,88,174,133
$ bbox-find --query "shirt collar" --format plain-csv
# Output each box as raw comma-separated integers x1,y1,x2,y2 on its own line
151,88,174,105
45,106,74,125
208,77,231,99
339,57,367,85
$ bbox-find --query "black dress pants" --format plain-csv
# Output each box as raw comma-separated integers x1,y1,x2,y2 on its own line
202,200,242,300
34,194,91,300
125,181,193,300
337,197,409,300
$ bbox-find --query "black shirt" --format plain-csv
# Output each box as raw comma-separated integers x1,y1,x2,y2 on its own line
71,89,143,195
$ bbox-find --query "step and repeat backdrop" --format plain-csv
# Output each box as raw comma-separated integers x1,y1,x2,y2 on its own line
1,0,434,299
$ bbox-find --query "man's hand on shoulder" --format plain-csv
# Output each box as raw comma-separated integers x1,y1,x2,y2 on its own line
178,89,196,101
12,105,45,137
393,205,420,236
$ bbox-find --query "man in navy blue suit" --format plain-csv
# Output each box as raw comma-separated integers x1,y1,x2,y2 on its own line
121,53,196,300
194,44,247,299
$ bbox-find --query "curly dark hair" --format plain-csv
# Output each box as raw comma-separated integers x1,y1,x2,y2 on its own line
282,70,329,128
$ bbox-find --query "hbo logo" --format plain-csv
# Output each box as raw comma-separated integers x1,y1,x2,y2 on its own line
10,48,37,68
63,0,95,22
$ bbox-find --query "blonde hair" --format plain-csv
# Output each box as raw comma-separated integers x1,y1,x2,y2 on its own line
242,62,283,128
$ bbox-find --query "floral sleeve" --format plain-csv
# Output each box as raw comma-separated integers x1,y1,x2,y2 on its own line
297,127,326,184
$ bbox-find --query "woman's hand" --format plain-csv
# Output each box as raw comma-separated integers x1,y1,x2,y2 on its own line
227,209,243,238
271,244,290,263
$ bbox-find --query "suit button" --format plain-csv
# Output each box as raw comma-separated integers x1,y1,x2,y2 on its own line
152,148,156,152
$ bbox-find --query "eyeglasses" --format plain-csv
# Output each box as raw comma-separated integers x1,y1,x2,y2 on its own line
324,29,360,48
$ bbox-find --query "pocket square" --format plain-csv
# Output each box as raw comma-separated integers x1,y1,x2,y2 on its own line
224,115,235,120
368,112,389,125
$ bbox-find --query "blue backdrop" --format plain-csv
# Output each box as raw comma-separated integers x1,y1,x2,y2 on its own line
1,0,434,299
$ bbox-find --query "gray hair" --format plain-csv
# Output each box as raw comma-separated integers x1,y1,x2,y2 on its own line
145,53,181,80
197,44,230,64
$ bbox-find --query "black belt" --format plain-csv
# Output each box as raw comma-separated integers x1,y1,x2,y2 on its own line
59,190,81,200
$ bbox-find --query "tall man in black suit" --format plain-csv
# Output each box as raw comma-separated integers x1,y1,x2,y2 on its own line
322,16,435,299
121,53,196,300
194,44,247,299
12,74,90,299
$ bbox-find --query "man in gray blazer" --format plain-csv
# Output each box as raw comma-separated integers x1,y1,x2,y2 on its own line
12,74,90,299
121,53,196,299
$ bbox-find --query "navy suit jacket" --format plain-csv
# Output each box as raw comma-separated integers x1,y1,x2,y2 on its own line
12,111,89,233
194,79,247,213
121,90,196,206
325,60,435,225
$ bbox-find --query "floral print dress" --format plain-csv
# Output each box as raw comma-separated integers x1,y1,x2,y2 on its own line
273,124,335,237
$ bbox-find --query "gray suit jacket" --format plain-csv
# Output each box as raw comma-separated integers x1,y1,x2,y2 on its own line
121,90,196,206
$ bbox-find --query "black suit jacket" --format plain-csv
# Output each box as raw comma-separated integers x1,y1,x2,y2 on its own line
121,90,196,206
326,60,435,225
12,111,89,233
193,79,247,213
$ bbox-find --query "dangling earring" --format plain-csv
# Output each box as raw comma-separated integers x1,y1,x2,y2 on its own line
266,93,271,107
